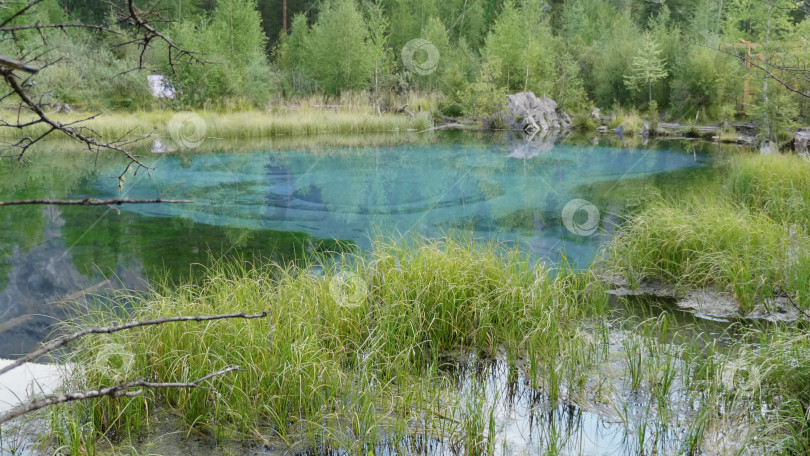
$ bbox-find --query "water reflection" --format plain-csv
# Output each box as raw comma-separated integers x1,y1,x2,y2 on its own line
0,207,144,358
100,134,706,267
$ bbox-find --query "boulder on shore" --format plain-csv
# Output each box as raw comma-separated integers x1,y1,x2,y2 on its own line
503,92,572,132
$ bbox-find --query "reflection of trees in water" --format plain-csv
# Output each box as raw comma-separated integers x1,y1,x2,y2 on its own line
0,207,145,359
259,137,709,262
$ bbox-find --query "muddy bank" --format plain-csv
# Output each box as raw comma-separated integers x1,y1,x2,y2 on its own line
604,277,807,323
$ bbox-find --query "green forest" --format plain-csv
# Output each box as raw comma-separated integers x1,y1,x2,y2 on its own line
4,0,810,138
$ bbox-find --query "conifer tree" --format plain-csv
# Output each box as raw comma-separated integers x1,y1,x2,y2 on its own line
624,32,668,104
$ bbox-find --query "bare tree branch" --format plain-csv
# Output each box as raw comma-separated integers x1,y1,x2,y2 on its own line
0,312,269,377
1,70,150,171
0,23,119,34
0,197,194,206
0,0,44,29
0,54,38,73
0,0,211,191
109,0,210,74
0,366,241,424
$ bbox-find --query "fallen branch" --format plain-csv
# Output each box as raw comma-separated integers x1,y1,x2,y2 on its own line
0,198,194,206
778,287,810,321
0,312,269,377
0,366,240,425
0,54,39,74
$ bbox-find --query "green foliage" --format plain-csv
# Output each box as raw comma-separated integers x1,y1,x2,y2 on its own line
460,57,507,126
553,52,588,112
751,84,800,141
274,13,320,95
670,45,743,121
35,39,154,110
414,16,451,92
722,0,799,42
624,32,668,104
167,0,275,107
4,0,809,125
482,0,558,95
296,0,377,95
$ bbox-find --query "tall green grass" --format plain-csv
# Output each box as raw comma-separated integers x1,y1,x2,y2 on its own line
608,198,809,311
728,154,810,228
43,237,810,455
0,110,433,143
53,237,608,452
608,154,810,312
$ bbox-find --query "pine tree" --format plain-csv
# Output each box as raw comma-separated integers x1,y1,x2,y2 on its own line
624,32,668,104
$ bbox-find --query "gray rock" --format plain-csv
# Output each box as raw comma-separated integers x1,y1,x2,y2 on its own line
53,102,75,114
596,126,608,133
503,92,572,133
794,129,810,157
523,114,540,134
590,108,601,123
641,122,650,139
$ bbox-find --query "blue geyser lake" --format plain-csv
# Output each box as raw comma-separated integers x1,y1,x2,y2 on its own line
103,135,707,266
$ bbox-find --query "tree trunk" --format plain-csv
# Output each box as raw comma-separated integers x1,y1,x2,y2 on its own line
283,0,288,35
763,4,772,139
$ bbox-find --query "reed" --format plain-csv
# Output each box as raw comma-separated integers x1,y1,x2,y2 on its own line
607,197,809,312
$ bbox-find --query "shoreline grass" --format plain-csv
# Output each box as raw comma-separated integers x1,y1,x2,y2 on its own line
607,154,810,313
35,236,809,455
0,109,433,143
51,237,609,454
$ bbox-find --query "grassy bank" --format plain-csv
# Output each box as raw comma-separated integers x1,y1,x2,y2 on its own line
52,238,609,454
608,154,810,313
0,109,433,144
34,235,809,455
728,155,810,227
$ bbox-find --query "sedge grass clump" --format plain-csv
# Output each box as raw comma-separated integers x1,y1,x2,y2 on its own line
727,155,810,228
53,237,608,452
608,198,810,312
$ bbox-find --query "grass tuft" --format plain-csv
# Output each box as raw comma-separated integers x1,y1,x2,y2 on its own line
54,236,608,451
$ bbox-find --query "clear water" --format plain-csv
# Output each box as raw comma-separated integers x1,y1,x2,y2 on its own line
0,133,712,358
99,135,706,265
